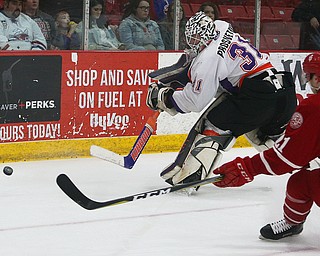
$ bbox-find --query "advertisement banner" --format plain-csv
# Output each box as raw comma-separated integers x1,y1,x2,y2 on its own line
62,51,157,139
0,51,158,143
0,55,61,124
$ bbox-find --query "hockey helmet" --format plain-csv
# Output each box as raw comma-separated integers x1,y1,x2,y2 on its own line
185,11,216,53
303,52,320,79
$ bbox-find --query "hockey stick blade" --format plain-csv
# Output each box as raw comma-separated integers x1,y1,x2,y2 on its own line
56,173,223,210
90,145,125,167
90,111,160,169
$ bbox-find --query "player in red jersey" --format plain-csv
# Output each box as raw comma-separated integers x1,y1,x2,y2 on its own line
212,52,320,240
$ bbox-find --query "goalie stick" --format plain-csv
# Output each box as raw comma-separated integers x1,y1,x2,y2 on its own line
90,111,160,169
56,173,223,210
90,54,192,169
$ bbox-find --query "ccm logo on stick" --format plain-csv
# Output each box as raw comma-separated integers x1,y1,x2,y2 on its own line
132,188,171,200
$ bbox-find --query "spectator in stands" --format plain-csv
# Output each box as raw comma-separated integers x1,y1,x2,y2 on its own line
152,0,172,21
198,2,219,21
292,0,320,50
0,0,46,50
39,0,83,23
22,0,56,49
52,10,80,50
118,0,165,50
76,0,124,50
158,2,187,50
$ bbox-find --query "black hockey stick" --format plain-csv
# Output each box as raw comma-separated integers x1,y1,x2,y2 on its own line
56,173,222,210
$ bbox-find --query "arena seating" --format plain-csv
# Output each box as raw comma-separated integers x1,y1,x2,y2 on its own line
232,21,255,34
261,22,287,35
182,3,194,18
267,0,293,7
264,34,296,50
182,0,297,7
284,22,301,36
245,5,283,22
219,5,253,22
179,0,301,50
190,3,202,14
241,34,269,50
291,34,300,49
271,7,294,21
285,22,301,49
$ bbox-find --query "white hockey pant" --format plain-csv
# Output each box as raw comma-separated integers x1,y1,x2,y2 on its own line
244,128,277,152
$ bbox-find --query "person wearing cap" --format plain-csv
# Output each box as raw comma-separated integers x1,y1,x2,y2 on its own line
0,0,46,50
212,53,320,240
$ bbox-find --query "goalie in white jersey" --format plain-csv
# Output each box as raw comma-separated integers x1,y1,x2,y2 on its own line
0,0,47,50
147,12,297,188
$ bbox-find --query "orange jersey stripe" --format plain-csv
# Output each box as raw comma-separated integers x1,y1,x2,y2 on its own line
239,62,274,87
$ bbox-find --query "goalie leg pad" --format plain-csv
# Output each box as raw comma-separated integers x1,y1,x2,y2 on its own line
172,140,218,185
161,133,203,181
160,93,229,182
170,135,235,185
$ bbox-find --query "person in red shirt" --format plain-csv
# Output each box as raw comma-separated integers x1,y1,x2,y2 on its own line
212,52,320,240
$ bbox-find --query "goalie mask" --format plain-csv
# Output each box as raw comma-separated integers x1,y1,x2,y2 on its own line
303,52,320,80
185,11,216,53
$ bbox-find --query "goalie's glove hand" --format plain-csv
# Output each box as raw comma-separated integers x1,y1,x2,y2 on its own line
212,157,254,187
146,83,162,110
146,83,178,116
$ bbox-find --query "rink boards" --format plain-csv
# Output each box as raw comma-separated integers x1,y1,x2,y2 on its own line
0,51,312,162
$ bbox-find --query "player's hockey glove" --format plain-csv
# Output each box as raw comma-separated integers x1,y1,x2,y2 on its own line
146,83,178,116
212,157,255,187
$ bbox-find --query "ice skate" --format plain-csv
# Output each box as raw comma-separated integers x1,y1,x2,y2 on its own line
259,219,303,240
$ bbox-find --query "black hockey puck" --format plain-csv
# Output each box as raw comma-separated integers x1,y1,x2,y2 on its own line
3,166,13,176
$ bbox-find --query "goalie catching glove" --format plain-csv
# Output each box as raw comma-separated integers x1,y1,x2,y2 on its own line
146,83,178,116
212,157,257,187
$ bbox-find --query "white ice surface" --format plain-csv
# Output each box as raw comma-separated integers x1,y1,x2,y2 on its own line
0,148,319,256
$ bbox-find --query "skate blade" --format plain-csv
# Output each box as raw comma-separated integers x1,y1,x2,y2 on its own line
258,234,300,241
258,235,274,241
